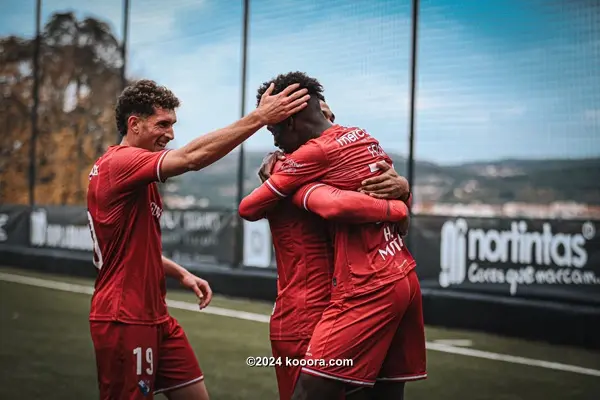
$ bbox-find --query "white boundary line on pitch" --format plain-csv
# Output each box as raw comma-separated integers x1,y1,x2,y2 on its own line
1,271,599,378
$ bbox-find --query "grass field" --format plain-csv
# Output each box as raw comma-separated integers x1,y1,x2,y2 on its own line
1,266,599,400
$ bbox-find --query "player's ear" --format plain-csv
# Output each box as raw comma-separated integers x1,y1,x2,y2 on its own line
128,115,140,135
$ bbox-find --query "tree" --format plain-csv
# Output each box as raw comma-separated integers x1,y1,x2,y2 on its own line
0,12,124,205
0,35,34,203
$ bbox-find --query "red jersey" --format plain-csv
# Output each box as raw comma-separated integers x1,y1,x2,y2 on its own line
266,162,333,341
87,145,171,325
239,125,416,299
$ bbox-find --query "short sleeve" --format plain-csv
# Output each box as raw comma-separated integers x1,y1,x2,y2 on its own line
266,142,329,198
109,147,170,193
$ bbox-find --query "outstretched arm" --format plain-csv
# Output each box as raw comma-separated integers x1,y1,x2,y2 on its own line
159,83,309,180
292,183,409,224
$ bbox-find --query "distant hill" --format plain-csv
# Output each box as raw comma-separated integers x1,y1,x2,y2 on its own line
170,151,600,208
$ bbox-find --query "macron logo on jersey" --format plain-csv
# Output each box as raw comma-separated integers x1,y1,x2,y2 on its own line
335,128,369,147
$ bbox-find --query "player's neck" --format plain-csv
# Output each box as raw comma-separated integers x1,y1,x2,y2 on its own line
120,136,132,147
303,119,332,140
120,135,141,148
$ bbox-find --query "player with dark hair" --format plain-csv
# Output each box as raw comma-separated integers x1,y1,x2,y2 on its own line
251,96,410,400
87,78,309,400
249,107,410,400
259,99,397,199
252,162,410,400
239,72,426,400
257,98,336,184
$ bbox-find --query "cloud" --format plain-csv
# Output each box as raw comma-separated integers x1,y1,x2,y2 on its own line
125,9,415,154
128,6,524,160
3,0,598,162
163,4,562,164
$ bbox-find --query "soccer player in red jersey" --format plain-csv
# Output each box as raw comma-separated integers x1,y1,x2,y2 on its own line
251,158,410,400
238,72,427,400
253,100,410,400
86,79,310,400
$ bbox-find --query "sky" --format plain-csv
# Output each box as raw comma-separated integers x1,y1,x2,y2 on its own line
1,0,599,164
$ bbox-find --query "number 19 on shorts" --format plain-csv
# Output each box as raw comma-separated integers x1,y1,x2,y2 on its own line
133,347,154,375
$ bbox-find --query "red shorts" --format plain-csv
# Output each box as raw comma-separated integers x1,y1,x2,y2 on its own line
271,339,309,400
302,269,427,387
90,316,203,400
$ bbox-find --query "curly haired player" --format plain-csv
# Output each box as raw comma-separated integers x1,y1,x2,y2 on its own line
250,96,412,400
240,72,426,400
87,78,309,400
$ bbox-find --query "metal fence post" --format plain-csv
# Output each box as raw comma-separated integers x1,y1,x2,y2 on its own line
29,0,42,207
234,0,251,267
117,0,130,144
406,0,420,249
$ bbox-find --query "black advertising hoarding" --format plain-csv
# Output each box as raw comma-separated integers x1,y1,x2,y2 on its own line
0,204,30,247
24,205,236,268
8,204,600,306
159,208,236,267
411,216,600,305
29,206,93,254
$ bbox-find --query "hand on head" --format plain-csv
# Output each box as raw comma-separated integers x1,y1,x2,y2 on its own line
257,83,310,125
